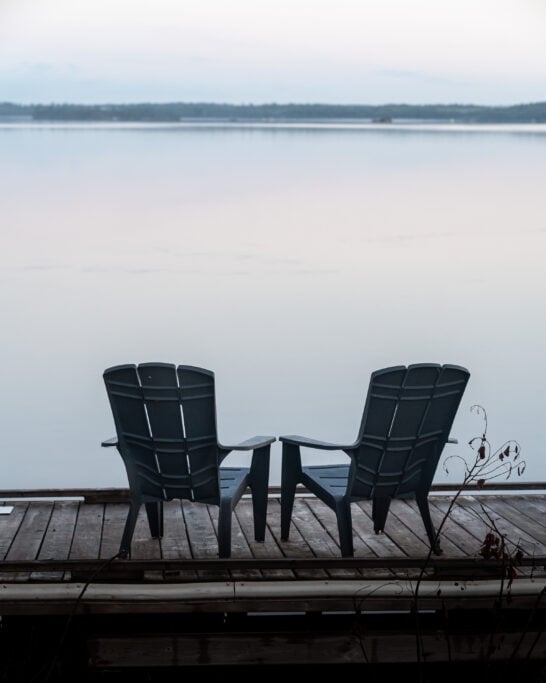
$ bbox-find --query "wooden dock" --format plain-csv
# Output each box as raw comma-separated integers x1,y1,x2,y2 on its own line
1,486,546,676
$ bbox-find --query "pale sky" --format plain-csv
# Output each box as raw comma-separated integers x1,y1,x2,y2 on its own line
1,0,545,104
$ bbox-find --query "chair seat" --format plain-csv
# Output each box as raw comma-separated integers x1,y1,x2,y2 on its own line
302,465,349,500
220,467,251,499
303,464,415,502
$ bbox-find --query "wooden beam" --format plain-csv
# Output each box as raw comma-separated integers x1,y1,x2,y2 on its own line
1,579,545,616
0,489,131,503
1,482,546,503
89,629,546,666
0,555,544,573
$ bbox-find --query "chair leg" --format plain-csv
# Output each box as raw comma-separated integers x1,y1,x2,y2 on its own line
249,445,271,542
218,498,232,558
372,496,391,534
145,501,164,538
416,492,442,555
119,500,140,559
334,498,354,557
280,443,302,540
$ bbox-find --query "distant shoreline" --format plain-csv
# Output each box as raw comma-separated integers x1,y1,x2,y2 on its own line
1,101,546,124
3,120,546,132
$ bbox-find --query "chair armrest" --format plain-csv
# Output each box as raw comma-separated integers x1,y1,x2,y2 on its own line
218,435,276,452
101,436,118,447
279,435,356,451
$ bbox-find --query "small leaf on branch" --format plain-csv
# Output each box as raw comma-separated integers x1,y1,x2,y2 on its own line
478,445,486,459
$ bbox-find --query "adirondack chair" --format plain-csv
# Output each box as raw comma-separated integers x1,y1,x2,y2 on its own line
280,364,470,556
102,363,275,558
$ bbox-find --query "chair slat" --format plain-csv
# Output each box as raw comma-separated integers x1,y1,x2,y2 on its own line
281,363,469,557
103,363,271,558
177,366,220,503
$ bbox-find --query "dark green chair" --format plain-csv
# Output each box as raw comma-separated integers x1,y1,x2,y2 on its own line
103,363,274,558
280,363,469,556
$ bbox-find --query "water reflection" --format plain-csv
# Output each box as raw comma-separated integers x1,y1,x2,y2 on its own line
1,123,545,487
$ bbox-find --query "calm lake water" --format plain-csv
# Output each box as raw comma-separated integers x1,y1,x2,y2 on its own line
1,122,545,489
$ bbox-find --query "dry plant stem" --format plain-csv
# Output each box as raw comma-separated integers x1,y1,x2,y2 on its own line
411,405,525,681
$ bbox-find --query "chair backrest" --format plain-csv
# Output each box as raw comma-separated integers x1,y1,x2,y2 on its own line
103,363,221,504
348,364,470,500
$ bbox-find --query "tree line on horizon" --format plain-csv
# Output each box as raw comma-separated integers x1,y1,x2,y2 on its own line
1,101,546,122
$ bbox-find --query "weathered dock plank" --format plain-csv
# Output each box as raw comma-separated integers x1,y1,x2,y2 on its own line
474,495,546,553
393,498,463,556
305,498,391,579
0,503,28,560
99,504,128,559
1,491,546,593
89,628,546,667
429,497,485,556
370,499,432,556
349,501,405,560
234,499,294,580
181,500,227,580
208,505,262,580
433,496,489,545
32,501,79,581
1,502,54,581
159,500,196,581
129,506,163,580
266,499,327,579
460,496,546,556
501,494,546,528
69,503,104,560
290,499,357,579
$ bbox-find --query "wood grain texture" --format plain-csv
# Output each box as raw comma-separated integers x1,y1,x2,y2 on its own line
159,500,196,581
89,629,546,667
234,499,294,580
69,503,104,560
181,500,227,580
1,494,546,590
266,499,327,579
32,501,79,581
0,503,28,559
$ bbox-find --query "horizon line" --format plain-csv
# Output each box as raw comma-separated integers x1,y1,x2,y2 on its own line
3,100,546,108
